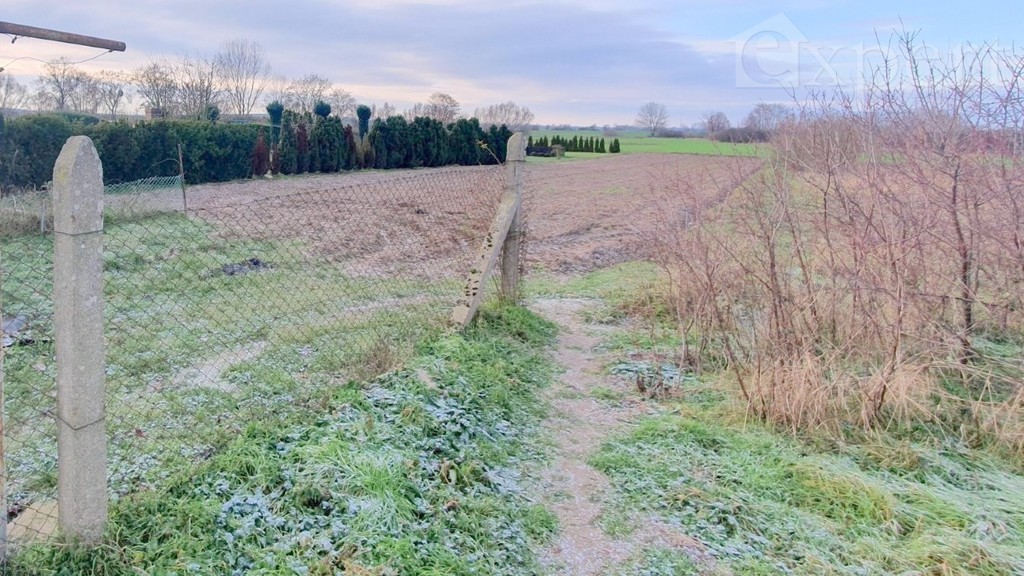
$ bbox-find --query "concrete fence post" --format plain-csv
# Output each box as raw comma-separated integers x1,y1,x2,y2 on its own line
499,134,526,303
1,300,7,557
51,136,107,544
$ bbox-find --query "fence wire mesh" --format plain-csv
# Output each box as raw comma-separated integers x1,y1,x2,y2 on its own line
0,211,55,548
104,175,186,220
0,164,510,552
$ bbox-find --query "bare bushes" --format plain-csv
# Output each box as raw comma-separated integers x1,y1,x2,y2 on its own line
645,35,1024,453
0,188,51,236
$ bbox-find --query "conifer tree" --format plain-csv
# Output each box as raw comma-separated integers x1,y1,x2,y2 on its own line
279,111,298,174
342,125,357,170
266,101,284,147
370,119,389,169
251,129,270,176
313,100,332,119
356,105,372,139
296,119,310,173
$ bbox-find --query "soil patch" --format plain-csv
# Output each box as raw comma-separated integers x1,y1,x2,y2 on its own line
183,154,760,280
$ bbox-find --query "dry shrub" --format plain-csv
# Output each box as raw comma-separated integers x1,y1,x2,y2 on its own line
642,34,1024,455
977,386,1024,455
0,189,50,237
753,349,854,435
352,335,404,382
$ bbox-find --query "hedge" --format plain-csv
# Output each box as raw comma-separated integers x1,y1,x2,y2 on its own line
0,114,261,187
0,111,515,190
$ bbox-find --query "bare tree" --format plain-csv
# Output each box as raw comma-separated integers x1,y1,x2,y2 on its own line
743,102,794,132
374,102,396,120
35,58,90,111
174,53,221,119
636,102,669,136
133,60,178,117
263,74,289,109
66,73,100,113
0,71,30,112
214,38,272,116
701,111,731,135
327,87,356,118
94,71,130,119
426,92,460,124
474,101,535,132
404,102,428,121
283,74,332,114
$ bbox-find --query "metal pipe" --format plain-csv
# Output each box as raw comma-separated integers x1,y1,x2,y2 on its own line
0,21,125,52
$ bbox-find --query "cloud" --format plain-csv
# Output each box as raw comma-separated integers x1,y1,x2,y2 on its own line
0,0,940,124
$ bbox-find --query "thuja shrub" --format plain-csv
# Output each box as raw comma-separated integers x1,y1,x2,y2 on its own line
0,115,262,187
251,129,270,176
1,106,518,190
0,113,75,187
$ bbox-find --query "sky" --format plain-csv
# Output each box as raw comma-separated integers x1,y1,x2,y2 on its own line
1,0,1021,126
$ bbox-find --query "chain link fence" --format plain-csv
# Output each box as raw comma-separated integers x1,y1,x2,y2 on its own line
1,178,64,548
105,175,187,220
0,160,513,554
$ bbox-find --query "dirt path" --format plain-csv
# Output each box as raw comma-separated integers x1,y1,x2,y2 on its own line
531,297,705,575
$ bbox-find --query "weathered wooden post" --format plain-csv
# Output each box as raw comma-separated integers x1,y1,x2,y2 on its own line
52,136,107,544
499,134,526,303
452,133,527,327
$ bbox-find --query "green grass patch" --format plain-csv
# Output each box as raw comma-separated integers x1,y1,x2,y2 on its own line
590,386,627,402
9,306,559,575
615,136,763,157
2,213,561,574
529,261,663,304
528,130,766,157
591,402,1024,575
1,214,459,511
611,548,704,575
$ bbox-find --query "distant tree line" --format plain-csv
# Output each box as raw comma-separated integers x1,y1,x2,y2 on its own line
707,127,771,143
632,101,794,143
526,134,619,154
694,103,792,143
